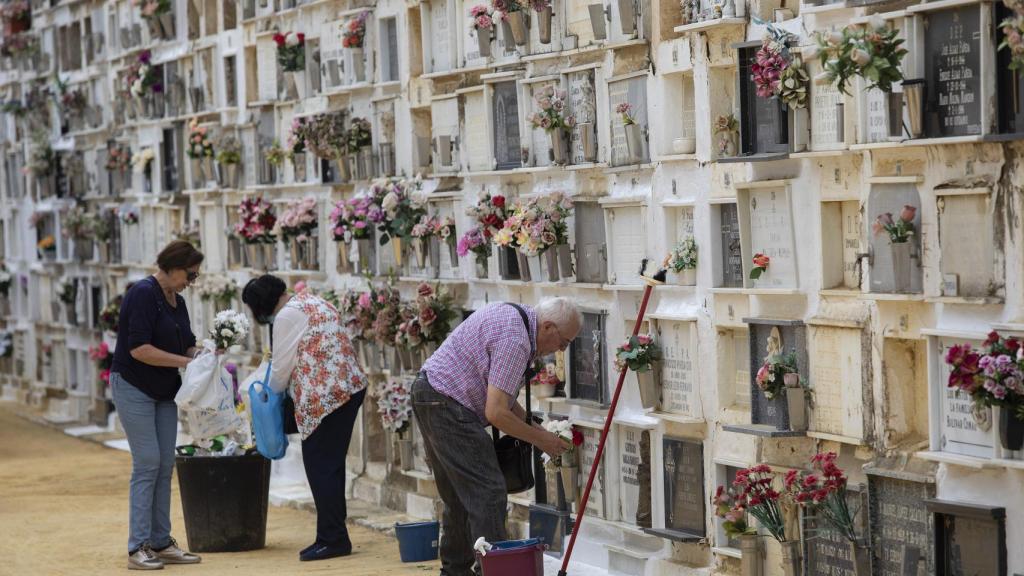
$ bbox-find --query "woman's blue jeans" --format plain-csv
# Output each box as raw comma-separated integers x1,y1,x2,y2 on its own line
111,372,178,553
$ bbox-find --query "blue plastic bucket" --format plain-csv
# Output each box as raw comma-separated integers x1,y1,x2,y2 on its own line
394,521,440,563
478,539,546,576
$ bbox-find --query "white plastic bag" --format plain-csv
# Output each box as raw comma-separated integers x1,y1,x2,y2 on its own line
176,345,243,442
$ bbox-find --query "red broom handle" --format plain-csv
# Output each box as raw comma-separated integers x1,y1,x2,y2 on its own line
558,281,656,576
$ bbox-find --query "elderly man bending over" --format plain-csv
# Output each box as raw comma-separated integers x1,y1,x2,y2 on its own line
413,297,581,576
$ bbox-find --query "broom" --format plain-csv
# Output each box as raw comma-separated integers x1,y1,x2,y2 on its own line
558,258,666,576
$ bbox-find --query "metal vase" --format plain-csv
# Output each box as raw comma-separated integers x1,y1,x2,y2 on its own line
293,152,307,182
617,0,637,34
337,242,351,273
543,249,560,281
556,244,573,278
190,158,203,189
398,437,414,471
392,237,404,265
559,465,578,503
538,6,552,44
290,70,307,100
738,535,763,576
159,12,175,40
849,541,872,576
477,27,492,57
588,3,608,40
226,163,239,189
891,241,912,293
785,379,807,432
359,146,374,179
887,91,903,138
999,407,1024,451
355,238,374,275
836,103,845,143
579,122,597,162
515,249,532,282
779,540,802,576
507,11,528,46
624,123,643,162
350,48,365,82
413,238,428,269
475,256,489,279
676,268,696,285
244,243,262,269
637,368,659,410
262,242,277,271
903,79,925,138
550,129,569,165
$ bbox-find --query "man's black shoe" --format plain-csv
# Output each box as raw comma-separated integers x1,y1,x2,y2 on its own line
299,542,352,562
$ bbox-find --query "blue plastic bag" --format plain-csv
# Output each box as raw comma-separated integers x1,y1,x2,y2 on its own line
247,362,289,460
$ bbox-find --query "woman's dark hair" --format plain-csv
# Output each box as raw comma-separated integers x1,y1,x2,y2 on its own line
242,275,287,324
156,240,204,273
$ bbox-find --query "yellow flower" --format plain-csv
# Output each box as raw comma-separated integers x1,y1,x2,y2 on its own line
37,235,55,250
493,227,513,246
515,230,531,247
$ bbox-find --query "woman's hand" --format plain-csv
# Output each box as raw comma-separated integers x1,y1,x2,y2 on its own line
536,431,571,459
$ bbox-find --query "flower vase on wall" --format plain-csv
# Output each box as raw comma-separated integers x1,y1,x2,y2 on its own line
507,11,528,46
624,123,643,162
537,6,552,44
413,238,428,269
556,244,573,278
398,435,414,471
477,28,492,57
784,373,807,432
550,129,568,165
637,368,659,410
999,406,1024,451
475,255,489,279
543,249,559,281
350,48,365,82
890,241,912,293
738,534,763,576
515,249,532,282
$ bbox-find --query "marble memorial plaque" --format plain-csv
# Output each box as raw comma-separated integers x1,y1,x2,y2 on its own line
660,321,697,417
938,194,993,298
574,203,607,284
663,437,704,536
924,6,983,138
841,201,862,289
936,336,993,458
609,206,644,285
608,79,630,165
868,475,935,576
808,326,864,439
491,81,521,170
811,74,843,148
567,70,597,164
747,188,797,288
430,0,452,72
580,427,606,518
864,87,891,143
464,91,489,171
619,426,642,524
718,203,744,288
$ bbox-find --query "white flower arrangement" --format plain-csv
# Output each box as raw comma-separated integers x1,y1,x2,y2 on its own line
376,377,413,437
209,309,250,350
132,148,155,174
542,419,581,466
194,275,238,304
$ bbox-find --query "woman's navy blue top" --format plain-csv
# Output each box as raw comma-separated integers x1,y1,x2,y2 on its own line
110,276,197,401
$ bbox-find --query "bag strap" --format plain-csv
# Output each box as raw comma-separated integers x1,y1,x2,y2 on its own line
493,303,534,443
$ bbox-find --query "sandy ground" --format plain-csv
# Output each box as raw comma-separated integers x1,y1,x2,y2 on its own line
0,404,439,576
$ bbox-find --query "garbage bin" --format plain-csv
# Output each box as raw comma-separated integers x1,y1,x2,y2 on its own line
174,451,272,552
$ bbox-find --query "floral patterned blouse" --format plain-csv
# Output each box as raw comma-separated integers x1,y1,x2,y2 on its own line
272,291,366,439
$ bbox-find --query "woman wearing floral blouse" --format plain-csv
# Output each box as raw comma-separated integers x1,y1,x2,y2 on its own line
241,275,366,562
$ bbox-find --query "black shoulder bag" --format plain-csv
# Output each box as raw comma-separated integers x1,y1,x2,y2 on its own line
492,303,538,494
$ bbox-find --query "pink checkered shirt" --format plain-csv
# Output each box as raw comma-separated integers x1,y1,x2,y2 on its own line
422,302,536,424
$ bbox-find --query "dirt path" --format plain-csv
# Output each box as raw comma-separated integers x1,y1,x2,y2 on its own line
0,404,439,576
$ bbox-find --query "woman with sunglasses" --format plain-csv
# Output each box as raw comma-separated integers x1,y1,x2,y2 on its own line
241,274,366,562
110,240,204,570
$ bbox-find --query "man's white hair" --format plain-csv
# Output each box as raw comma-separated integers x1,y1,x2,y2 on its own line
535,297,582,328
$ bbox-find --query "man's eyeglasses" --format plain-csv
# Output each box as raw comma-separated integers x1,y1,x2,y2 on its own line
554,325,573,350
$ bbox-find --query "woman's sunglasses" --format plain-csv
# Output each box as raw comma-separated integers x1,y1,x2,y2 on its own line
186,270,200,283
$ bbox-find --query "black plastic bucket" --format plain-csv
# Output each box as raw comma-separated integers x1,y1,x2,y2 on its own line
174,452,272,552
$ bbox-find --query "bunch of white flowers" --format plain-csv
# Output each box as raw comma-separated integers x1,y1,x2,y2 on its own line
209,309,250,350
376,377,413,437
195,275,238,303
542,419,581,466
